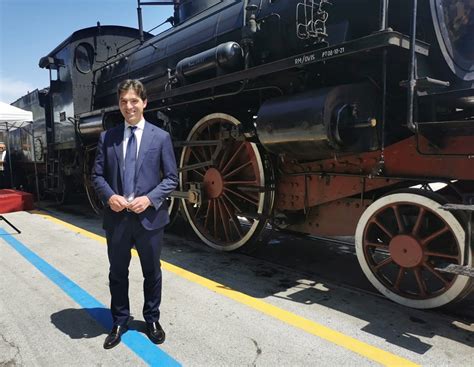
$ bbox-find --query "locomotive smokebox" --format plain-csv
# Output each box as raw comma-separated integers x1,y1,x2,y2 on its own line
176,42,243,82
256,83,379,160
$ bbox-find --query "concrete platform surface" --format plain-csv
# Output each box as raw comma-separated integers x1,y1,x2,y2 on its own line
0,211,472,366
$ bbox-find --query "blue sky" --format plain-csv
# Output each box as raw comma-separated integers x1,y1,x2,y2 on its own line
0,0,173,103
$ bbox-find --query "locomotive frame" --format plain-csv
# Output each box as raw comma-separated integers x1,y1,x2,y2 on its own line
10,0,474,309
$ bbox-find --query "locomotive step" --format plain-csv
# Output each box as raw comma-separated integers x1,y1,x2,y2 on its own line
435,264,474,278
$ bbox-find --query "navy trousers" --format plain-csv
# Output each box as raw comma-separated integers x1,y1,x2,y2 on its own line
105,212,164,326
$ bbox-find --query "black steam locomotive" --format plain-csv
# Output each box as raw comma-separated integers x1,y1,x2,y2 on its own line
12,0,474,309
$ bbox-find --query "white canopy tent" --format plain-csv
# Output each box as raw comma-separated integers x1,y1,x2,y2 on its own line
0,101,40,199
0,101,33,124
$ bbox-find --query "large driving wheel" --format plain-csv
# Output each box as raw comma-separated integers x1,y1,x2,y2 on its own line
355,190,472,308
180,113,273,251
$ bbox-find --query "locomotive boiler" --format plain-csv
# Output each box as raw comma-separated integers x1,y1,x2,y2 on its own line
23,0,474,309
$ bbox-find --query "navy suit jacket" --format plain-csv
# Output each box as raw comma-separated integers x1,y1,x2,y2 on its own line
92,121,178,231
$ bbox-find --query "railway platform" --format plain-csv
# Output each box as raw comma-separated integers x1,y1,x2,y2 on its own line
0,209,472,366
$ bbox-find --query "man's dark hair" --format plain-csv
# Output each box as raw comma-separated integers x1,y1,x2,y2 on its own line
117,79,147,101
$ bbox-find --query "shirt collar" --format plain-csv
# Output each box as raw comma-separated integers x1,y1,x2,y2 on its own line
124,119,145,131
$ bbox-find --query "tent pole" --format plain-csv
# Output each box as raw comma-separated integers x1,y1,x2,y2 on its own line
6,123,14,188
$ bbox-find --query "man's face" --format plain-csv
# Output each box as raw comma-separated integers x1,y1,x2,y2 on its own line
119,88,147,125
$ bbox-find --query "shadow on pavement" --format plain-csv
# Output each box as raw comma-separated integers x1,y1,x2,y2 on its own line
42,205,473,355
50,308,110,339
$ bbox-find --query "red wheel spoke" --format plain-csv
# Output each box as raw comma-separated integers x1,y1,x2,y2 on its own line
223,192,242,213
224,187,259,206
423,262,450,286
412,207,426,236
217,198,231,242
393,267,405,291
223,161,253,179
194,200,205,219
221,143,245,174
421,225,449,246
204,200,213,230
365,241,389,250
205,125,215,161
221,197,244,237
190,147,204,162
374,256,393,271
200,145,211,163
413,268,428,297
191,169,204,177
217,143,233,170
372,218,393,239
190,149,208,172
424,251,459,261
213,199,218,238
392,205,405,233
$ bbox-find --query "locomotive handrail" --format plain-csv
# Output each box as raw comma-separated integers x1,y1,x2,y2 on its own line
148,31,429,102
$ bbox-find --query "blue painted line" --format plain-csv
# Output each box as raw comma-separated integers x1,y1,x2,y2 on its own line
0,228,181,367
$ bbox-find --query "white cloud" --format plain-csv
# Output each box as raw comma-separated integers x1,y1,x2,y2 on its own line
0,78,37,104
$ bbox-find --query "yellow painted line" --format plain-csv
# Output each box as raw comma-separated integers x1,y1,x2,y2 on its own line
32,210,419,367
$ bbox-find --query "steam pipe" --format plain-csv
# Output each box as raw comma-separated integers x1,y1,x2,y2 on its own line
407,0,418,132
137,0,144,43
379,0,389,31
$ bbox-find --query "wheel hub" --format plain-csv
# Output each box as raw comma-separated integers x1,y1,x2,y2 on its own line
203,168,224,199
389,234,424,268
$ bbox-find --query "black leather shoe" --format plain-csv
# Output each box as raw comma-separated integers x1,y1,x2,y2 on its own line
146,322,166,344
103,325,128,349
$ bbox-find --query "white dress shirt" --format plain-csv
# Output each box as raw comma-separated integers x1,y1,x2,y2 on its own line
123,119,145,159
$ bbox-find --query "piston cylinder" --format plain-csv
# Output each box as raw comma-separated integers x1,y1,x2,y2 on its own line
256,83,379,160
78,115,104,140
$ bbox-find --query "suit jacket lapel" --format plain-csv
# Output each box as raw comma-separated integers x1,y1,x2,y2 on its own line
136,121,154,176
113,125,125,185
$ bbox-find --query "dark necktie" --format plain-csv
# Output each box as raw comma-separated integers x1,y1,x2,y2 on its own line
123,126,137,198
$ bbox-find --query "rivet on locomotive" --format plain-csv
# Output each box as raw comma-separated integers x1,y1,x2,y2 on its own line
11,0,474,308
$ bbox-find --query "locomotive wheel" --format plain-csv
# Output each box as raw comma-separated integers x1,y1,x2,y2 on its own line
180,113,273,251
355,190,473,309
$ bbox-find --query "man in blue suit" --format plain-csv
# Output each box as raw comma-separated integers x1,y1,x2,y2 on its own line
92,79,178,349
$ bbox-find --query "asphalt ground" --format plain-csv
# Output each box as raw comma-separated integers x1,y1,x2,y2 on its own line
0,207,472,366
